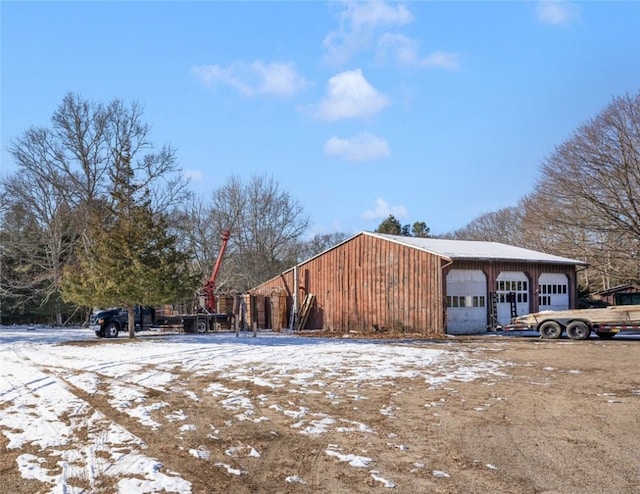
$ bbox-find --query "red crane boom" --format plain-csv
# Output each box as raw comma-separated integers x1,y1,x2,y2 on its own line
202,229,231,313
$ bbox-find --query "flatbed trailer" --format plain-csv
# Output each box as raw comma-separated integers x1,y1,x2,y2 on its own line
504,305,640,340
154,312,232,334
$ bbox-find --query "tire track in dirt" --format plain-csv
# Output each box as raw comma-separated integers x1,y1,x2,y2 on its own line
1,342,192,493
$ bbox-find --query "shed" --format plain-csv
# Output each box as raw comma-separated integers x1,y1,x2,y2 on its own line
592,284,640,306
251,231,587,335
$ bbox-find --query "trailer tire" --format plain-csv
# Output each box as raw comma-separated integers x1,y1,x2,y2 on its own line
596,331,616,340
105,322,119,339
539,320,562,339
196,321,208,334
566,321,591,340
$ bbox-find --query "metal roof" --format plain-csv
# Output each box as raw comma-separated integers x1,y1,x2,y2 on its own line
367,232,587,265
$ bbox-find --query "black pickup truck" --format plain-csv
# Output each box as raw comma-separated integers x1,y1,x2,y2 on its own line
90,306,155,338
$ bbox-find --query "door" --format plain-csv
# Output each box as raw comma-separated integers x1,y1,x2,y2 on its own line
446,269,487,334
496,272,530,325
538,273,569,311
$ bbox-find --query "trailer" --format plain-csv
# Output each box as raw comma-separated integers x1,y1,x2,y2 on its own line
153,311,233,334
505,305,640,340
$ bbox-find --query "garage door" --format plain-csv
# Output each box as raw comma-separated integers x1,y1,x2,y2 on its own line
446,269,487,334
538,273,569,311
496,272,529,325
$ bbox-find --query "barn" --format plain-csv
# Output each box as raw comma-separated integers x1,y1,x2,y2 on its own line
250,231,587,335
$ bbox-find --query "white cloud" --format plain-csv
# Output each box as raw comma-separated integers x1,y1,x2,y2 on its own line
183,169,204,182
323,0,414,66
378,34,460,69
420,50,460,70
377,33,418,66
362,197,408,220
315,69,389,121
324,132,390,162
537,1,580,26
192,60,308,97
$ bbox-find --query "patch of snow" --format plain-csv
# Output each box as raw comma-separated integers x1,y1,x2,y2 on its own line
166,409,187,421
432,469,450,478
371,472,396,488
188,446,210,460
285,474,307,483
225,444,261,458
214,462,246,476
325,447,372,468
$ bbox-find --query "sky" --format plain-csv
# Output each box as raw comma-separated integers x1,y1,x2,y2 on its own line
0,326,506,492
2,1,639,236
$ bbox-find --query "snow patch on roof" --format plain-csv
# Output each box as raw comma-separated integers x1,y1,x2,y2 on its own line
368,232,586,265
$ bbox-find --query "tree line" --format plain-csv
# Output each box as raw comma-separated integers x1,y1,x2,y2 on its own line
0,93,349,325
1,91,639,325
449,92,640,294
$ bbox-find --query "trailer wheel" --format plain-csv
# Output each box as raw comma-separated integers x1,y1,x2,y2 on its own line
196,320,208,334
105,322,119,339
596,331,616,340
539,320,562,339
566,321,591,340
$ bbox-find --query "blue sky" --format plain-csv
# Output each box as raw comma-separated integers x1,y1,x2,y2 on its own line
2,1,639,237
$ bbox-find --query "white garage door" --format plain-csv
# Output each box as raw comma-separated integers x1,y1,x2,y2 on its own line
446,269,487,335
496,272,529,325
538,273,569,311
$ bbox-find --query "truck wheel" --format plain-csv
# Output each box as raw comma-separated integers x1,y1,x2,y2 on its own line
105,323,119,338
596,331,616,340
539,321,562,339
196,321,208,334
566,321,591,340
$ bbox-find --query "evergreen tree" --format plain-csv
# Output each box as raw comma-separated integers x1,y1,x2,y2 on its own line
375,215,403,235
411,221,430,238
61,144,199,337
375,216,431,237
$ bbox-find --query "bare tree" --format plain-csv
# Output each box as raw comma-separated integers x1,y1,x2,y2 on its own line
0,170,76,324
9,93,189,217
523,92,640,292
451,206,524,245
295,232,351,261
206,174,311,290
538,92,640,239
3,93,190,323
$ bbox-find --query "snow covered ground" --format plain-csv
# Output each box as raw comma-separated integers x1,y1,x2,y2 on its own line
0,326,507,493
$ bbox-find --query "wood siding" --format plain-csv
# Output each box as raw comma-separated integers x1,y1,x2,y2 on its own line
253,234,446,334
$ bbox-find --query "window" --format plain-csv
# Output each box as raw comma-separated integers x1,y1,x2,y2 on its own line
447,295,485,309
539,295,551,306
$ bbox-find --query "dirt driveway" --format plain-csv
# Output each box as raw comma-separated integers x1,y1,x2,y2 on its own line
2,332,640,493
